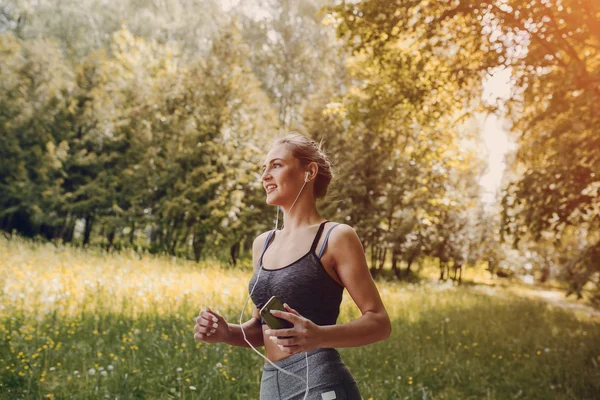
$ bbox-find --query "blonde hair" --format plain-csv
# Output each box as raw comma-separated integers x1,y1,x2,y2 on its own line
271,132,334,199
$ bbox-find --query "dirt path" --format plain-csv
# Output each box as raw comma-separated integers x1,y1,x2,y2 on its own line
467,282,600,319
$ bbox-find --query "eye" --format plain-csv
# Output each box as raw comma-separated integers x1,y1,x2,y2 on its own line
260,162,282,173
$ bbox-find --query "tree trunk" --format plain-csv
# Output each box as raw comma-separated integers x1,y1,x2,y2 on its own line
192,227,207,263
62,214,76,243
129,221,135,245
451,262,463,283
391,248,401,279
178,227,191,254
170,227,181,256
156,218,165,253
378,248,387,271
540,264,550,283
83,215,94,246
106,229,115,252
404,254,415,279
230,241,240,267
369,244,378,277
439,260,446,281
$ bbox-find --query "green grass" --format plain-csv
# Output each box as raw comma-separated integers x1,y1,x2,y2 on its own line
1,237,599,399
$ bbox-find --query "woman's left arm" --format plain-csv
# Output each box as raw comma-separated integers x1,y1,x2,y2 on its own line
267,224,391,352
316,224,391,348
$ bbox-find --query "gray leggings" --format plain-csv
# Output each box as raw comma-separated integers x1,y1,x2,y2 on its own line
260,348,362,400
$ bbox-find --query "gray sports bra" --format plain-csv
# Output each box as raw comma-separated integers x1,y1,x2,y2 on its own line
248,220,344,326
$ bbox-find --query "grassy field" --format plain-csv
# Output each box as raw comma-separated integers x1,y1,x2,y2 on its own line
1,237,599,399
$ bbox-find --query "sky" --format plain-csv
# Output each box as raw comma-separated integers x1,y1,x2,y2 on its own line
479,67,517,205
221,0,271,19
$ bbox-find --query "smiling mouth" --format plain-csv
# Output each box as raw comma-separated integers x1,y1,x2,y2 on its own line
266,185,277,193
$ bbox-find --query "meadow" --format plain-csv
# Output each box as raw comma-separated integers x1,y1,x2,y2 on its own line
1,237,599,399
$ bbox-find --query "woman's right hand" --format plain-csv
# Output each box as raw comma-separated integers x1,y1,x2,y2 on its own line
194,307,230,343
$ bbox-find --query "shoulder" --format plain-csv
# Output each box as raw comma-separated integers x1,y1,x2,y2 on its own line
325,223,366,271
325,222,356,235
325,223,362,249
253,230,273,250
252,230,274,269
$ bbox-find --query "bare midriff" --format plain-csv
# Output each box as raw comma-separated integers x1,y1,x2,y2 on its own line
262,323,294,362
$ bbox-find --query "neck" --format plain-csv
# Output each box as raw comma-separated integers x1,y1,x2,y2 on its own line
278,200,324,233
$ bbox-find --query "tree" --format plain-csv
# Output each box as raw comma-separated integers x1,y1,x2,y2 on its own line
239,0,344,129
320,0,489,278
0,32,76,239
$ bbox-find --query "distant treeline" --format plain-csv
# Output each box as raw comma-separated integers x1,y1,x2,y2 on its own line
1,0,598,301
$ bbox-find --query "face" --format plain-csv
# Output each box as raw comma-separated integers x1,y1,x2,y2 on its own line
261,144,307,206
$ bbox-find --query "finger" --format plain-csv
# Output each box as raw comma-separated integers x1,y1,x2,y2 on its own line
269,310,299,323
206,307,223,319
195,325,216,334
271,337,295,346
200,311,219,323
196,318,216,329
200,318,219,329
283,303,300,316
196,314,214,324
194,332,205,341
196,313,218,328
265,328,295,337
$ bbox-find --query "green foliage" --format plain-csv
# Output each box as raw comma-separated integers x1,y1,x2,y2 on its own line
322,0,488,278
240,0,344,129
0,33,76,238
0,24,279,260
1,0,598,299
325,0,600,295
3,0,225,58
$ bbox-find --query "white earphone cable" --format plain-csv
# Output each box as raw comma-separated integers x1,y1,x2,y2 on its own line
240,173,312,399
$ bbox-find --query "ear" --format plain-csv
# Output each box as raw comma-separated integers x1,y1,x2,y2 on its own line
308,162,318,180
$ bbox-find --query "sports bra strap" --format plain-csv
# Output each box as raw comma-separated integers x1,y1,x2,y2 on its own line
317,223,341,259
309,220,329,253
258,230,275,267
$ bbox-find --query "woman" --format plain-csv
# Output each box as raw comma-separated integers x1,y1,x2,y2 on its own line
194,133,391,399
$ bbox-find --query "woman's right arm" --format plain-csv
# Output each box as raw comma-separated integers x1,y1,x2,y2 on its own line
222,306,264,347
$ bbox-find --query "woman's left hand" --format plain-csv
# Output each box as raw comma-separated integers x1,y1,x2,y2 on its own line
266,303,323,355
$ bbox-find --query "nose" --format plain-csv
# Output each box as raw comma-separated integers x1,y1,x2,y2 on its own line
261,169,271,182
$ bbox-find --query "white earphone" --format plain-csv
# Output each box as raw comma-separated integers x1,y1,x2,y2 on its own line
239,170,313,399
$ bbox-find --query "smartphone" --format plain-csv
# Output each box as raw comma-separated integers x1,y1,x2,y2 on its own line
260,295,293,330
